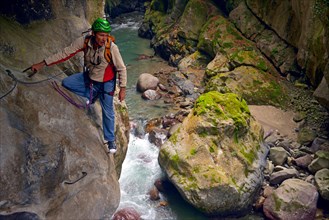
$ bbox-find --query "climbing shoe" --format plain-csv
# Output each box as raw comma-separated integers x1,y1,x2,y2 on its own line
106,141,117,154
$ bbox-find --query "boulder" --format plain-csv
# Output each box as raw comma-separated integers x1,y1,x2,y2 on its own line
269,168,298,185
308,150,329,173
293,154,313,169
136,73,159,92
142,89,162,100
297,127,317,146
314,168,329,201
148,186,160,201
158,91,267,216
268,147,288,166
263,179,318,220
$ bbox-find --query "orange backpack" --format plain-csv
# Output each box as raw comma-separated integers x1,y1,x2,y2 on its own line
83,35,115,63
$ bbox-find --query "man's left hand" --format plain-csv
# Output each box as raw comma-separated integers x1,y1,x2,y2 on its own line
118,87,126,102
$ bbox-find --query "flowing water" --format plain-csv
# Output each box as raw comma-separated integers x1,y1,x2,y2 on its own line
111,13,209,220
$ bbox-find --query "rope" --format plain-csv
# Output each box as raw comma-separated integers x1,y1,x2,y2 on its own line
51,81,86,109
0,71,17,99
0,68,67,100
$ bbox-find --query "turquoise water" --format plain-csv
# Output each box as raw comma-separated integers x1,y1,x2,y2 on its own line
111,19,174,120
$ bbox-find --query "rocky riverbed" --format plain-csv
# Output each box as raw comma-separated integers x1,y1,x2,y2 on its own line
132,61,329,219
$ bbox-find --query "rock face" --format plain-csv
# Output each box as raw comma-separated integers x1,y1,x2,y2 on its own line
158,91,267,216
0,68,130,219
139,0,329,109
263,179,318,220
0,1,130,219
230,0,329,109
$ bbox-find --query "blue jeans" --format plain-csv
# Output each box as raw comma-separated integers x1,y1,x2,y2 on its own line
62,72,115,142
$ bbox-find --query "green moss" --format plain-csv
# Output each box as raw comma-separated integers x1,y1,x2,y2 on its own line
271,48,279,56
242,79,287,107
233,129,239,143
171,154,180,170
194,92,250,131
223,42,234,48
256,60,268,71
253,79,263,86
240,147,257,166
209,144,215,153
273,194,283,211
193,166,200,173
226,24,243,40
169,127,180,144
190,148,197,155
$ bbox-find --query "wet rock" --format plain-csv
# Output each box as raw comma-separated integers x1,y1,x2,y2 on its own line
314,168,329,201
269,168,298,185
137,153,152,163
130,120,145,138
162,117,179,129
269,147,288,166
154,178,173,193
263,179,318,220
112,207,141,220
158,201,168,207
308,150,329,173
148,128,168,147
145,118,162,133
293,154,313,169
149,186,160,201
142,89,162,100
137,73,159,92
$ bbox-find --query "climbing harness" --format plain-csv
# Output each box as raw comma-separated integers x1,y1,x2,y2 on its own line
64,171,87,185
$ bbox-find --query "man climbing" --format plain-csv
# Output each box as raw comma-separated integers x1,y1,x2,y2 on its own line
31,18,127,154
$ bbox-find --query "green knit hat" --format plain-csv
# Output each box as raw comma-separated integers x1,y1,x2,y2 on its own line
91,18,111,33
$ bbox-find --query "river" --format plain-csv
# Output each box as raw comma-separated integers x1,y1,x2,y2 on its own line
110,13,209,220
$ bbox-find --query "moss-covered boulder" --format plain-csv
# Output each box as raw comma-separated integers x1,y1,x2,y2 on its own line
205,63,288,107
158,91,268,216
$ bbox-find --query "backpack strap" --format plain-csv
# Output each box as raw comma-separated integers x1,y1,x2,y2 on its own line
104,35,115,63
83,35,115,64
83,35,92,54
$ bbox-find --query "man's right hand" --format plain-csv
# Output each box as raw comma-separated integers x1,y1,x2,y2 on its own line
31,60,46,73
